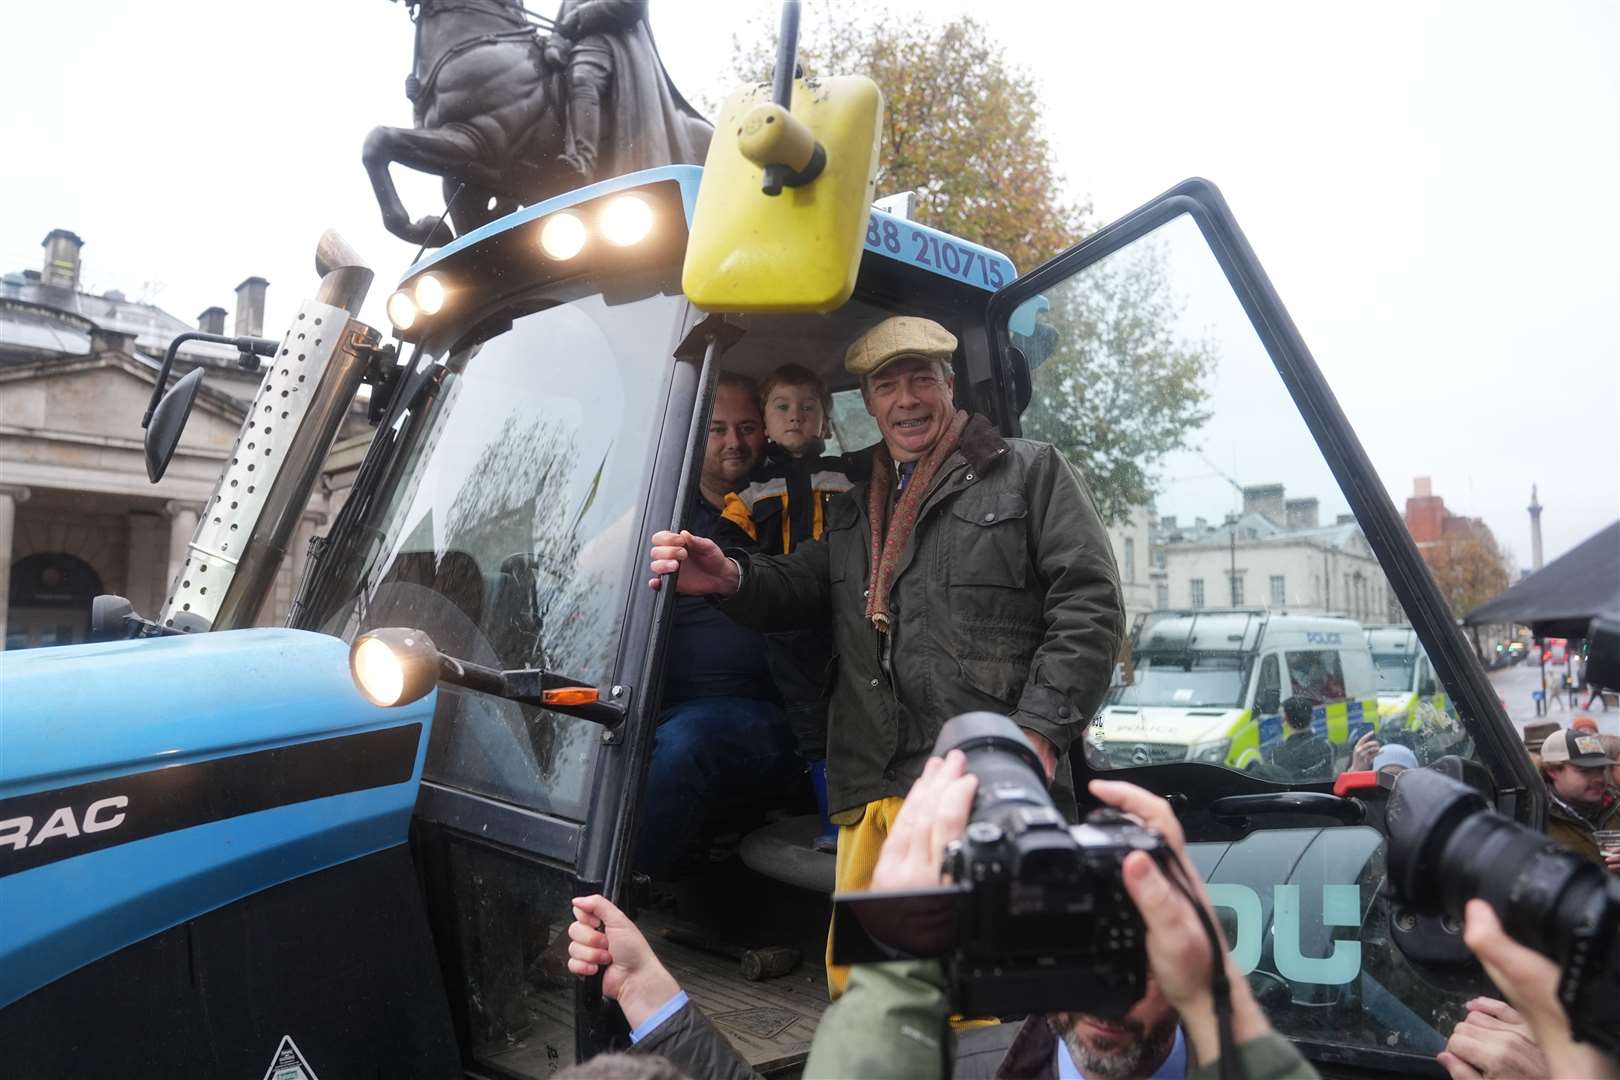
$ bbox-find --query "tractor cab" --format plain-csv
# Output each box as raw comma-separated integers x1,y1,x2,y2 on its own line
1,89,1545,1080
284,163,1020,1073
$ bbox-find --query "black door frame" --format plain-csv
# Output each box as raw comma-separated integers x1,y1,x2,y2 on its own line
986,178,1540,823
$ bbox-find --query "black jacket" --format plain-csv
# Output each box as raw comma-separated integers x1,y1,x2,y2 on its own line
1270,731,1335,782
715,445,855,760
634,1000,760,1080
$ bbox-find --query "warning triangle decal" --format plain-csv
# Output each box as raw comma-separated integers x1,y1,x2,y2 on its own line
262,1035,320,1080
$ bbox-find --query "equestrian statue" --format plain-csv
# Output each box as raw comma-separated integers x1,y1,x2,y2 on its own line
364,0,712,247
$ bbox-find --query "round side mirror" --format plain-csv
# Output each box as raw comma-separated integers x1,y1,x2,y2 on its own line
145,367,205,483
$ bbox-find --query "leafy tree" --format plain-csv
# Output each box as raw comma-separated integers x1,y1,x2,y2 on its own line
1017,241,1218,525
1423,525,1513,618
721,6,1089,272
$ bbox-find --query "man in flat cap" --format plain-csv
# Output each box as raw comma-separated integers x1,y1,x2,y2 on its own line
647,315,1123,993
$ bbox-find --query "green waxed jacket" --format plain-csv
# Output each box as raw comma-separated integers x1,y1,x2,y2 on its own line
720,416,1124,816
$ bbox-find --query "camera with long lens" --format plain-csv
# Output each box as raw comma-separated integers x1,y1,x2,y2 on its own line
831,712,1168,1017
1386,768,1620,1056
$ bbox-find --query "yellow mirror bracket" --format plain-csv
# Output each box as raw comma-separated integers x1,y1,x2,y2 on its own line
684,76,884,314
738,102,826,192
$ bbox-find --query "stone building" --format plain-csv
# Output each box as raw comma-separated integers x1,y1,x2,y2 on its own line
1154,483,1401,626
1105,506,1159,628
0,229,340,648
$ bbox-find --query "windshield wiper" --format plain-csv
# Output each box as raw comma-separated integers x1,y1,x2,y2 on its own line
289,351,440,629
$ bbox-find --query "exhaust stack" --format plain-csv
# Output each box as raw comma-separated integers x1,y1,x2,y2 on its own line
160,231,378,631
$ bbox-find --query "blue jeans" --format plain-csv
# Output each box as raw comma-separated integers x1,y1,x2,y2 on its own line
634,696,800,877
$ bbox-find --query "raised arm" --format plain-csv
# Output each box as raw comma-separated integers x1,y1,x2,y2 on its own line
646,529,833,632
718,535,833,633
566,894,761,1080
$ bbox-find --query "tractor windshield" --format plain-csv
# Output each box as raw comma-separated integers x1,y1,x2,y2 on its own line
312,272,685,819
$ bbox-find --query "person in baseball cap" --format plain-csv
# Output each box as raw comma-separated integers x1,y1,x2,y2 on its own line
1371,743,1419,776
1539,728,1620,870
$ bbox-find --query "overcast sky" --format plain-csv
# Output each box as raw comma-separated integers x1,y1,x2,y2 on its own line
1,0,1614,565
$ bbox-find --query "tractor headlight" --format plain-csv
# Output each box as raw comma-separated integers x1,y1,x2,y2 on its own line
600,194,653,246
351,627,440,708
414,272,447,315
538,211,588,260
386,290,418,332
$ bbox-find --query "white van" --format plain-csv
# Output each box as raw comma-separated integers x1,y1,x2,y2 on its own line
1364,625,1452,738
1089,609,1378,771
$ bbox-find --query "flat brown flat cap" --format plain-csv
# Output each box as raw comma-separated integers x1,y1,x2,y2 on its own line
845,316,957,378
1523,720,1561,752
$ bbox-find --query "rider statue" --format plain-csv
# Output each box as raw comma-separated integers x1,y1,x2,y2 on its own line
543,0,706,182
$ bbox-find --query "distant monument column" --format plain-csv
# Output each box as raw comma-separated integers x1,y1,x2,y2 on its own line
1528,484,1544,572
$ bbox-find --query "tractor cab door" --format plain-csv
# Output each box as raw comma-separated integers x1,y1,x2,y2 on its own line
297,272,706,1076
986,180,1544,1073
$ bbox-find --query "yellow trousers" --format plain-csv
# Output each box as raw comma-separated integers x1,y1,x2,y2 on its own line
825,796,906,998
824,797,1001,1030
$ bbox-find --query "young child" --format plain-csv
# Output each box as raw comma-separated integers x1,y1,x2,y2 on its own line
719,364,852,850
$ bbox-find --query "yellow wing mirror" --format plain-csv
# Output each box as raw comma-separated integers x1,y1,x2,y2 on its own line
683,74,883,314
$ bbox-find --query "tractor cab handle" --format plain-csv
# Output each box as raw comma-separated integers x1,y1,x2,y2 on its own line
1208,791,1366,827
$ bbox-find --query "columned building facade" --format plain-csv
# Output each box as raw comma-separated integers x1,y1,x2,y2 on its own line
0,228,345,648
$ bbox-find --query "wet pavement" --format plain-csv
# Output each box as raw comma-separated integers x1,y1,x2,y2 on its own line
1488,659,1616,737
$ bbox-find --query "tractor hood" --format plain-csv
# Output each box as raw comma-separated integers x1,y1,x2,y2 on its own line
0,628,435,1007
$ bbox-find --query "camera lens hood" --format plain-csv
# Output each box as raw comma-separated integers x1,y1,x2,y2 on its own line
934,711,1045,775
1385,767,1489,908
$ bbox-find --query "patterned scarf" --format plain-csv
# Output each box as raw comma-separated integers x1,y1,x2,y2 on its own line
864,409,971,632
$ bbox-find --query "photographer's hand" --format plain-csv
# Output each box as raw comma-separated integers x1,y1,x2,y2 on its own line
1437,997,1550,1079
566,894,681,1031
1461,899,1618,1079
1090,779,1272,1069
871,750,978,891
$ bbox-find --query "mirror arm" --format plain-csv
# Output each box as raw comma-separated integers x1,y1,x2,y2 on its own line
761,0,803,196
143,331,281,429
437,653,628,728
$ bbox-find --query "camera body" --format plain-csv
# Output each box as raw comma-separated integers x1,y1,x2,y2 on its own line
945,801,1157,1017
1386,768,1620,1056
832,712,1165,1018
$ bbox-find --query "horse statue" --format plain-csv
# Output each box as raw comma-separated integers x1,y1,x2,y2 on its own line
364,0,712,248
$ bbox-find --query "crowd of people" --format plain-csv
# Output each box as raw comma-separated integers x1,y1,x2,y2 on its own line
575,313,1616,1078
558,756,1618,1080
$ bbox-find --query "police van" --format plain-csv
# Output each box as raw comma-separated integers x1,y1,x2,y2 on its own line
1365,624,1465,756
1090,610,1378,772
